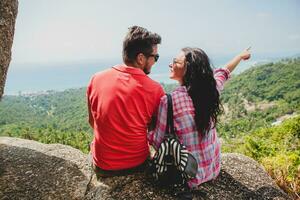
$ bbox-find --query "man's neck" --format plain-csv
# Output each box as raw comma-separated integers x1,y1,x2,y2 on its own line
125,62,142,70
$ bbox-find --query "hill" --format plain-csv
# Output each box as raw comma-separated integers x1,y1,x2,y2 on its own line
218,57,300,198
218,57,300,138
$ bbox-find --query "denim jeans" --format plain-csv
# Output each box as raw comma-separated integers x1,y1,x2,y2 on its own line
89,152,149,179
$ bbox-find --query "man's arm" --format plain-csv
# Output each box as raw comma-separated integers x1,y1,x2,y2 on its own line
148,116,157,132
87,97,94,129
148,87,165,131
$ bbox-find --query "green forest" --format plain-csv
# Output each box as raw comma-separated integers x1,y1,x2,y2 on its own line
0,57,299,198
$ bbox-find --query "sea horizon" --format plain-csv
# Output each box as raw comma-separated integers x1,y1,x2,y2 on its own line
4,53,298,96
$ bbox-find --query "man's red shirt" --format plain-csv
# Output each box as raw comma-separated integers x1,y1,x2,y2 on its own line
87,64,164,170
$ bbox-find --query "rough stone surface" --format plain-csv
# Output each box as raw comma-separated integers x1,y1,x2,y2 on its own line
0,137,291,200
0,137,94,200
0,0,18,99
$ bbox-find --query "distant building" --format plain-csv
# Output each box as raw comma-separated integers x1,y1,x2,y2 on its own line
271,120,282,126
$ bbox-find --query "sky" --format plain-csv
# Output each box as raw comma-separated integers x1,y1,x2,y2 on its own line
11,0,300,67
4,0,300,94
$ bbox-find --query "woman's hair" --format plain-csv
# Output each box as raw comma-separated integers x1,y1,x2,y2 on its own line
122,26,161,64
182,47,222,134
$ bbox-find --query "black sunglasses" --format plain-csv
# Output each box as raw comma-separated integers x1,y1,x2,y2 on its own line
148,54,159,62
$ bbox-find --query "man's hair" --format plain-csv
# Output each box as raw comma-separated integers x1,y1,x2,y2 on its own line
123,26,161,64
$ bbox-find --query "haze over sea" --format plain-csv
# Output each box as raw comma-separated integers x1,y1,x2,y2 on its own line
5,53,288,95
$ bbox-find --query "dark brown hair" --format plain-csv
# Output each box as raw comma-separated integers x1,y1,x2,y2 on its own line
182,47,222,134
123,26,161,64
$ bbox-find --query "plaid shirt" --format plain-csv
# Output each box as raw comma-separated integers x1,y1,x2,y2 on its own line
148,68,231,188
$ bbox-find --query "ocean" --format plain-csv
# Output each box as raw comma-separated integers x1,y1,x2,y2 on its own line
3,56,269,95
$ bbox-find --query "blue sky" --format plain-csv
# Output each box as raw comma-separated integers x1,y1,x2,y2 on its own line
12,0,300,67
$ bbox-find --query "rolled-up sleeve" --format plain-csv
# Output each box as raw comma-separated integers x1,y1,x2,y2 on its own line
147,95,167,150
214,68,231,93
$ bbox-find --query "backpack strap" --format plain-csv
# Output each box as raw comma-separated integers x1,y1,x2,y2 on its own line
166,93,176,137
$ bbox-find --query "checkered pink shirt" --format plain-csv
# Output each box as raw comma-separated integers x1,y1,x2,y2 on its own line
148,68,231,188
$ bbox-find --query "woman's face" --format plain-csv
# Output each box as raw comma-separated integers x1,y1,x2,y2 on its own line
169,51,186,83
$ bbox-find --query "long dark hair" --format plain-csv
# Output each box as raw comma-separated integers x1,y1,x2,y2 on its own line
182,47,222,134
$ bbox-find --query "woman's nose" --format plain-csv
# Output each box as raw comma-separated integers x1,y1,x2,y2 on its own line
169,63,173,68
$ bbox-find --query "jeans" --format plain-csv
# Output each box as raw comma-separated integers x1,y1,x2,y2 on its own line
89,152,149,179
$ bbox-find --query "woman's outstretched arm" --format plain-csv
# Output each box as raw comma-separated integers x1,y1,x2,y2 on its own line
225,47,251,72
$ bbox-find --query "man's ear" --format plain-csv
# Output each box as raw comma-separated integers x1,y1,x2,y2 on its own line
136,53,145,66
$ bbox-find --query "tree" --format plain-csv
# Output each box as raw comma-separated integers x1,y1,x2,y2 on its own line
0,0,18,99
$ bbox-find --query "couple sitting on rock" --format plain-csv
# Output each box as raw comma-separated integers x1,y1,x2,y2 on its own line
86,26,251,199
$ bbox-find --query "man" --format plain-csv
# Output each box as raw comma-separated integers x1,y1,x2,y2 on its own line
87,26,164,177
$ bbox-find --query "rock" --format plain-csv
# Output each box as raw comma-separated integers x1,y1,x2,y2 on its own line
0,137,97,200
0,137,291,200
198,153,291,200
0,0,18,99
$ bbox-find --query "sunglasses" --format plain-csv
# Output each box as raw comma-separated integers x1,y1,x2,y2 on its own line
148,54,159,62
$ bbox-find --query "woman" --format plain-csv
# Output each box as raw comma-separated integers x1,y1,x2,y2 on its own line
148,47,251,198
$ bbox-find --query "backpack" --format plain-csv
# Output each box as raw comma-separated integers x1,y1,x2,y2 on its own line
150,94,198,187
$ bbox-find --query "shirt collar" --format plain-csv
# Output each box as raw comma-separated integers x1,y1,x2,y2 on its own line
174,85,187,92
112,64,146,76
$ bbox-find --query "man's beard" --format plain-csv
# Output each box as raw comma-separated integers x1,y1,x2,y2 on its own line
143,62,151,75
143,69,150,75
